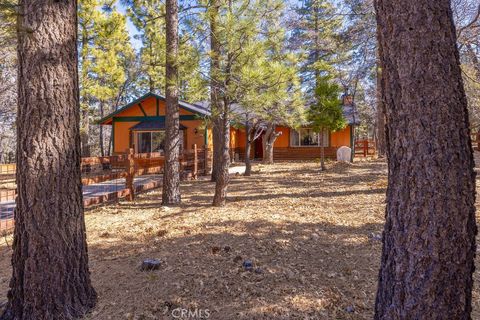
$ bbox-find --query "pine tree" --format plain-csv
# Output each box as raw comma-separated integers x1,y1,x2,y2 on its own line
79,1,134,156
307,76,346,170
127,0,204,99
207,0,290,204
290,0,343,93
162,0,181,205
374,0,477,318
2,0,97,317
238,4,304,165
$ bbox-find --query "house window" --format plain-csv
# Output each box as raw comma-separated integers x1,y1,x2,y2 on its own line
290,128,329,147
136,131,183,153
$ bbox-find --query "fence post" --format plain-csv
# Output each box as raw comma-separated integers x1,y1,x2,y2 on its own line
193,144,198,179
125,148,135,201
363,140,368,157
204,145,209,175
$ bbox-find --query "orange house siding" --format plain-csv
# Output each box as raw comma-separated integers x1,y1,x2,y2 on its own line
330,126,351,147
230,125,353,160
107,96,210,154
114,121,139,153
273,126,290,147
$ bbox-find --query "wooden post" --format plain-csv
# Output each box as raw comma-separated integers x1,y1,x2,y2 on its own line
364,140,368,157
193,144,198,179
204,145,209,175
125,148,135,201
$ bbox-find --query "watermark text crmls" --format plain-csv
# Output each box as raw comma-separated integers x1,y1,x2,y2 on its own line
170,307,211,319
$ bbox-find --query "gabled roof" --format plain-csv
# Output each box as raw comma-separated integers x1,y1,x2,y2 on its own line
98,92,211,124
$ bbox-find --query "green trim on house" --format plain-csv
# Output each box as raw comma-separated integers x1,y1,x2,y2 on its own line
111,115,199,122
138,103,147,116
112,120,115,153
97,92,210,124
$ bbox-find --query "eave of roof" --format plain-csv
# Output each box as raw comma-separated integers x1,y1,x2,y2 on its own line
98,92,211,125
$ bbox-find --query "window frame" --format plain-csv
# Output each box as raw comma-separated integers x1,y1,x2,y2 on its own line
289,128,329,147
134,130,184,154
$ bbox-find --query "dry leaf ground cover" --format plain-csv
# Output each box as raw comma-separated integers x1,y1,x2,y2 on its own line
2,158,480,319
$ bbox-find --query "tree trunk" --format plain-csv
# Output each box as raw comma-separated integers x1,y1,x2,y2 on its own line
244,120,252,176
320,128,325,171
212,109,230,206
99,101,105,157
374,1,476,319
162,0,181,205
2,0,97,318
209,0,221,183
375,47,386,158
262,123,280,164
211,117,222,182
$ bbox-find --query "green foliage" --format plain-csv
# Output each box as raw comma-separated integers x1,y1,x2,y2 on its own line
290,0,344,93
79,0,134,105
213,0,305,128
0,0,16,48
308,76,346,133
127,0,206,101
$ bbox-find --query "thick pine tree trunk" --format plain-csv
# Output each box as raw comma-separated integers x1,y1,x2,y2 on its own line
162,0,181,205
374,1,477,319
209,0,221,183
212,110,230,206
1,0,97,318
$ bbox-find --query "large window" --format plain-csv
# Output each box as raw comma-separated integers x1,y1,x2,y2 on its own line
290,128,329,147
136,131,183,153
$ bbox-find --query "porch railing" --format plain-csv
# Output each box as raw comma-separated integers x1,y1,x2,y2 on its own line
0,145,211,234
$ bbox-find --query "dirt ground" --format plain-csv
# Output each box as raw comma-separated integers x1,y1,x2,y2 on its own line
1,159,480,319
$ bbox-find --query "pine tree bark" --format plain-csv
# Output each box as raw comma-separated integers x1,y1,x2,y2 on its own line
1,0,97,318
212,109,230,206
262,123,280,164
209,0,221,183
244,119,252,176
162,0,181,205
99,100,105,157
374,1,477,319
320,128,325,171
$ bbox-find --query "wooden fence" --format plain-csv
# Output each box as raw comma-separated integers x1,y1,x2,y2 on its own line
0,145,211,234
0,163,16,175
354,140,376,157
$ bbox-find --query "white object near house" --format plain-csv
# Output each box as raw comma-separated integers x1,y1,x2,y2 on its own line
337,146,352,162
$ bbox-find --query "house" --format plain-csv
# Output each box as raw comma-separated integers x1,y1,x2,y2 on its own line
99,92,358,160
230,94,358,160
98,92,213,154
